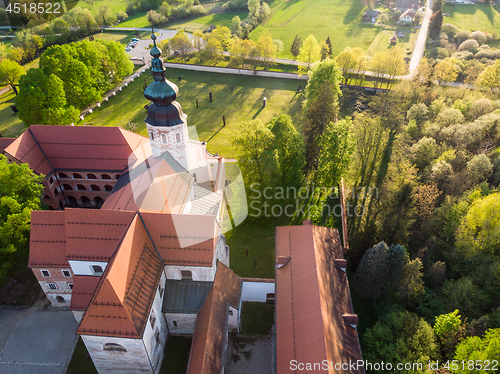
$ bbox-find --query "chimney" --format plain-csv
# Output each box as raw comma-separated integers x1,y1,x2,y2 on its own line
343,313,358,328
334,259,347,273
276,255,291,269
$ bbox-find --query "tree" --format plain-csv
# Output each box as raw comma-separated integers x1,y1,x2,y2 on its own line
453,328,500,372
456,193,500,259
433,58,459,84
363,309,438,369
0,154,43,283
371,51,391,91
385,48,406,88
202,34,223,66
147,10,164,27
169,31,192,61
290,34,302,59
335,46,357,84
325,36,332,57
273,39,284,58
434,310,466,359
429,10,443,38
230,15,243,38
477,59,500,90
16,69,79,126
467,154,493,184
7,47,25,64
432,0,443,12
319,41,329,61
211,26,233,50
159,2,171,18
313,118,354,188
235,120,277,187
0,59,24,95
441,277,489,320
230,38,255,68
303,58,342,113
257,30,277,70
193,30,204,56
297,34,321,71
268,114,305,188
95,4,116,26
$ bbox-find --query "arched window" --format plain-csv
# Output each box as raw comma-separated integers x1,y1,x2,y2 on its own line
104,185,113,192
87,173,97,180
66,196,77,207
62,184,72,190
94,196,104,208
58,172,68,179
43,194,50,200
81,196,91,207
149,131,155,139
76,184,86,191
49,176,54,184
56,296,66,303
90,185,100,191
73,173,83,179
115,174,121,180
103,343,127,352
54,188,60,196
175,133,181,143
161,133,168,145
101,174,111,180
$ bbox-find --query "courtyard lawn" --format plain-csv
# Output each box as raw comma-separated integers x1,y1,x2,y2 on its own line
168,12,249,33
160,336,192,374
66,338,98,374
241,302,275,335
249,0,381,58
443,3,500,34
0,90,24,138
82,68,305,158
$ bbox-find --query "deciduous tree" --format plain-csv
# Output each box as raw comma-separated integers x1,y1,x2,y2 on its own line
169,31,192,61
257,30,277,70
0,59,24,95
297,34,320,71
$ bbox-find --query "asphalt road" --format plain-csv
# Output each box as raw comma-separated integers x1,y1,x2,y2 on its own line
408,0,433,77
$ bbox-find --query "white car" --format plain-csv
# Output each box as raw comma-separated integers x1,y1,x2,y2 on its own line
125,46,132,52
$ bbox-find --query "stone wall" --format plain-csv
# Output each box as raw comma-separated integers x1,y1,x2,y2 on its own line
164,313,197,335
31,267,74,307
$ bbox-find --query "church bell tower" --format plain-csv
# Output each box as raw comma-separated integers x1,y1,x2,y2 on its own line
143,32,190,170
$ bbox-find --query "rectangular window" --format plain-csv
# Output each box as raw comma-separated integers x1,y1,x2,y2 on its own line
158,284,164,298
41,270,50,277
91,265,103,276
155,330,160,345
228,310,233,315
181,270,192,280
69,283,73,290
48,283,57,290
62,270,71,277
150,311,156,329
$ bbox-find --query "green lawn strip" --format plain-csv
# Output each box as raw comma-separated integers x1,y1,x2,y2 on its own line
0,90,24,138
78,0,130,13
249,0,381,59
240,302,275,335
167,12,249,32
66,337,98,374
114,12,150,28
443,3,500,34
159,336,192,374
82,67,305,158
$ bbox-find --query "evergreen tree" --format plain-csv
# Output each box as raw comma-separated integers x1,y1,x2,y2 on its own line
325,36,332,57
290,34,302,59
429,10,443,38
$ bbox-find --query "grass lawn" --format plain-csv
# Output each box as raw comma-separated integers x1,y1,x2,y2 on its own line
168,12,249,33
77,0,130,13
249,0,381,59
0,90,24,138
367,27,418,57
159,336,192,374
66,337,98,374
443,3,500,34
94,30,140,43
82,68,305,158
114,12,150,28
241,302,275,335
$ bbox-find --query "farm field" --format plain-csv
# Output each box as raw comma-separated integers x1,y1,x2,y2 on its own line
249,0,381,58
81,68,304,159
443,3,500,34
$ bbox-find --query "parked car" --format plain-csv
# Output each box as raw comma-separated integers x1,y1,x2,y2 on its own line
125,46,132,52
131,38,139,42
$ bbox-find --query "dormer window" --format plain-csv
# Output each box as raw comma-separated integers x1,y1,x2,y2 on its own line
91,265,103,276
161,133,168,145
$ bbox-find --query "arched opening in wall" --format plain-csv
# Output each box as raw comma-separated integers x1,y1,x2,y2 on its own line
54,188,60,196
58,172,68,179
62,184,72,190
59,200,64,209
103,343,127,352
48,206,54,210
149,131,155,140
66,196,77,207
115,174,121,180
56,296,66,303
94,196,104,208
43,194,50,200
104,185,113,192
87,173,97,179
81,196,91,207
90,185,100,191
76,184,86,191
73,173,83,179
101,174,111,180
161,133,168,145
175,133,181,143
49,176,54,184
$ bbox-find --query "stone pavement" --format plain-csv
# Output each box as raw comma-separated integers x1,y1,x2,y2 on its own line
228,335,273,374
0,307,78,374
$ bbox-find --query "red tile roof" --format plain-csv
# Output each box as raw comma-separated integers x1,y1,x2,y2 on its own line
275,224,364,374
77,214,163,338
70,276,102,311
0,138,15,154
29,211,67,268
4,126,149,175
187,263,242,374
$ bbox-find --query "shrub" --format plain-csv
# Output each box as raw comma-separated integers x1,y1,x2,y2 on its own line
469,98,494,119
458,39,479,52
442,23,459,38
455,30,470,43
469,30,487,45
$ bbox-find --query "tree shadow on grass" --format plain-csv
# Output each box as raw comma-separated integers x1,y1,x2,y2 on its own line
343,0,365,25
